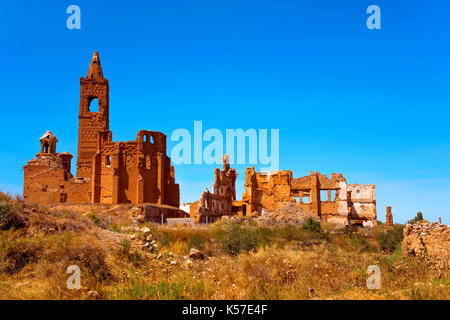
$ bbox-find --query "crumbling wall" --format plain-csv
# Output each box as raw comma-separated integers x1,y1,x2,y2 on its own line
242,169,377,227
242,167,292,213
131,203,186,223
347,184,376,227
23,156,91,205
23,161,67,205
402,220,450,277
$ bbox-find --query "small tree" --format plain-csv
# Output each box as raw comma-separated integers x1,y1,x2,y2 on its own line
407,212,424,225
377,225,404,252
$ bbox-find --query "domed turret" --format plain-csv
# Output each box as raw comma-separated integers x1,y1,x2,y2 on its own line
38,130,58,155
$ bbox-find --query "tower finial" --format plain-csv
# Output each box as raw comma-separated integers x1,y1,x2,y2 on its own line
86,51,104,79
222,154,230,171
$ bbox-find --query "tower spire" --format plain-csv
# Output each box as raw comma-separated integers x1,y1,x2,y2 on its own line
86,51,104,79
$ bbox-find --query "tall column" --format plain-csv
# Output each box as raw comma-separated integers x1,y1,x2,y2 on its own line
310,172,321,219
386,206,393,226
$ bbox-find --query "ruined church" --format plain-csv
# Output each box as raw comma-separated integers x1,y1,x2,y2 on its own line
23,52,180,206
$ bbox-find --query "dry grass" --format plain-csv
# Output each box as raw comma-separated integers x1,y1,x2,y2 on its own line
0,191,448,300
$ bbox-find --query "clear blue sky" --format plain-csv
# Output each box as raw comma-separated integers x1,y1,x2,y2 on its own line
0,1,449,224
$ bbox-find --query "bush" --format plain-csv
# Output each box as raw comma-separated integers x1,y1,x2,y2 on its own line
377,225,404,252
187,234,207,251
86,213,106,228
117,239,143,267
107,223,122,233
407,212,424,225
0,238,41,274
301,218,323,233
0,202,25,230
68,243,112,281
349,233,370,251
214,224,260,255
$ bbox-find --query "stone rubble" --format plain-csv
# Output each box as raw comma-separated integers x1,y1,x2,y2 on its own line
402,220,450,277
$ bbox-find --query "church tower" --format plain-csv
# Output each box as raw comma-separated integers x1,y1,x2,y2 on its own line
76,51,111,179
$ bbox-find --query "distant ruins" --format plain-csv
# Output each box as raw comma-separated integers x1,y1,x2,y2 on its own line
188,155,246,223
184,159,378,227
23,52,179,206
242,168,377,227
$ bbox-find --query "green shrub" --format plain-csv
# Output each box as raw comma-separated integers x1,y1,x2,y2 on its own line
86,213,106,228
407,212,424,225
274,225,304,241
213,224,260,255
301,218,323,233
117,239,143,267
377,225,404,252
187,234,207,251
349,233,370,251
107,223,122,233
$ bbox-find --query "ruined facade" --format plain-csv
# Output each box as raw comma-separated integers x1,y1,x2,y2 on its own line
242,168,377,227
189,155,245,222
23,52,179,206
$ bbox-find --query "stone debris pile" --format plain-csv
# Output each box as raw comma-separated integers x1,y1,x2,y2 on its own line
402,220,450,277
256,203,319,227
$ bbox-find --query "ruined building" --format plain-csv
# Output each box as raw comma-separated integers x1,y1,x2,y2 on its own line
242,168,377,227
188,155,246,222
184,158,376,227
23,52,180,206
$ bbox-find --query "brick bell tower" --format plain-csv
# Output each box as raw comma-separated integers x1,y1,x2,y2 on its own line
76,51,110,179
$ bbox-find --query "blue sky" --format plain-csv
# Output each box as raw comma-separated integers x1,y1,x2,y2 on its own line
0,1,449,224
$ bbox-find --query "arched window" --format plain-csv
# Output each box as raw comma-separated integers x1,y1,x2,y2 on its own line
144,134,155,144
89,98,99,112
105,155,111,167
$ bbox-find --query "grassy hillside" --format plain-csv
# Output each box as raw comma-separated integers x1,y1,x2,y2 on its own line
0,191,448,300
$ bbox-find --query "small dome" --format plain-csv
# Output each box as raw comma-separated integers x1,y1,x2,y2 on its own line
39,130,58,142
